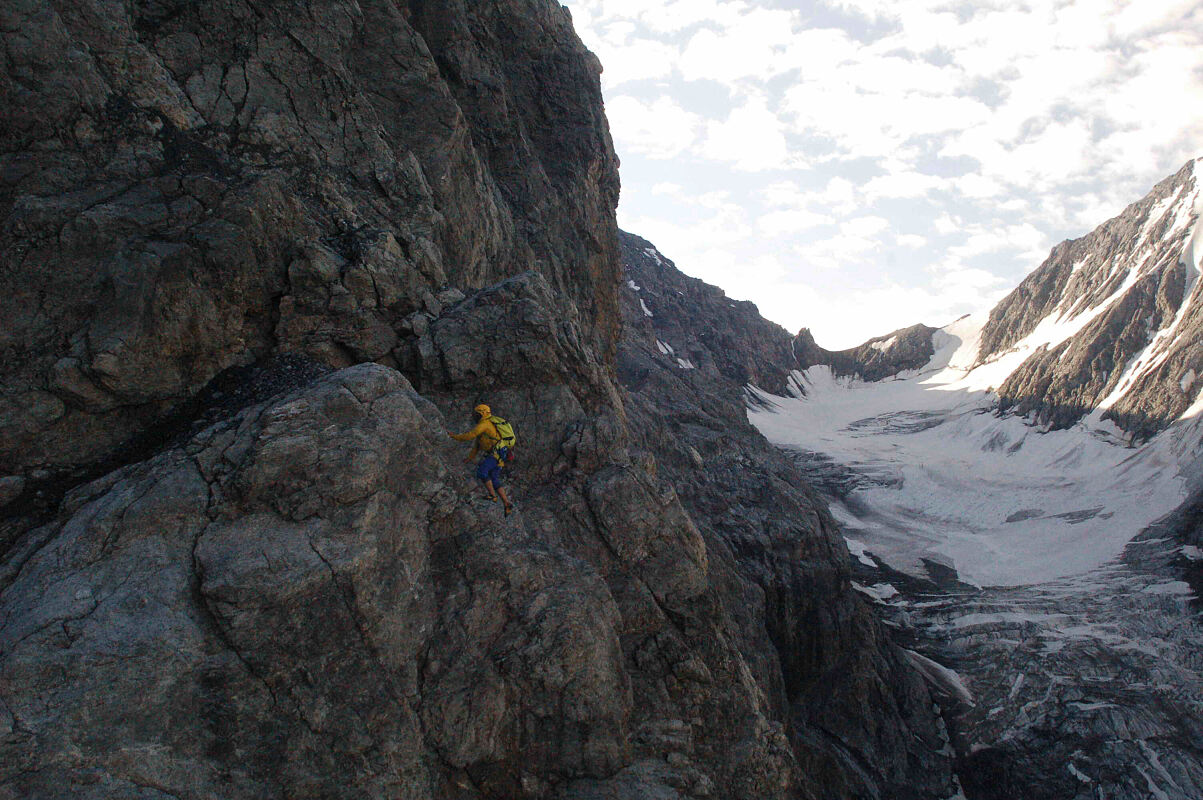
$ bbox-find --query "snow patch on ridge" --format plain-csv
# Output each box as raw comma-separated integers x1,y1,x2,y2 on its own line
1068,763,1092,784
853,581,900,603
1185,167,1203,275
1095,164,1203,418
905,649,975,706
869,336,897,352
1181,385,1203,421
945,278,1136,394
845,537,878,567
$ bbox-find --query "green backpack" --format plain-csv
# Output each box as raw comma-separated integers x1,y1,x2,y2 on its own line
489,415,517,454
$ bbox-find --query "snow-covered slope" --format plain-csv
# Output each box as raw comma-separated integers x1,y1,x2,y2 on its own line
750,158,1203,587
750,314,1202,586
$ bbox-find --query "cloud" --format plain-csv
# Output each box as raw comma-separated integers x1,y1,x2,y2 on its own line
931,267,1012,310
698,97,797,171
678,8,796,85
564,0,1203,349
619,195,755,261
605,95,702,159
592,37,680,87
954,173,1004,199
842,216,890,237
781,77,991,160
757,209,834,235
811,177,858,215
792,231,885,272
761,177,857,217
640,0,751,33
933,213,961,236
863,171,944,200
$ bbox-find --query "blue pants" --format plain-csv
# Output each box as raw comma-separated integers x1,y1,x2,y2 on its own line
475,451,505,488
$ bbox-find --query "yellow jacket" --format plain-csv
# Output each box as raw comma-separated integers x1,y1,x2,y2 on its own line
450,418,501,460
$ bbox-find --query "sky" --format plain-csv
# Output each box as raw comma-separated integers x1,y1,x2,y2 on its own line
561,0,1203,349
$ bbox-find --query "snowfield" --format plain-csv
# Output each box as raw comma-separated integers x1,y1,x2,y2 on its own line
749,313,1203,587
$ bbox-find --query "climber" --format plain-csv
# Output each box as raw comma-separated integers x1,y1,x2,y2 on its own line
449,403,516,516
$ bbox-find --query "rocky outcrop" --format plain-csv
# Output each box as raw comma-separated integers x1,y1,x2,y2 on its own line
1,356,645,799
0,269,952,799
0,0,619,496
791,325,938,384
982,159,1203,437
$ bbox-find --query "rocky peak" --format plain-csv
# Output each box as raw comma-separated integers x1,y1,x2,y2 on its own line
617,231,799,396
981,158,1203,437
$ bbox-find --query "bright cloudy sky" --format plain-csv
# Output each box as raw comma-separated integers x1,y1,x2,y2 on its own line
562,0,1203,349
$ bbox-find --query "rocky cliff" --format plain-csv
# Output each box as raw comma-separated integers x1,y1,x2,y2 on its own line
0,3,954,798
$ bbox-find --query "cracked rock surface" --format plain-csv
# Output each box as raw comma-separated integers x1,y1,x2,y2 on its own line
1,362,630,797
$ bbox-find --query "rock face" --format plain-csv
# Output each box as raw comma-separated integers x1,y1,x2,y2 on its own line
617,234,956,799
1,356,639,798
982,158,1203,438
0,4,957,800
0,268,954,799
0,0,619,491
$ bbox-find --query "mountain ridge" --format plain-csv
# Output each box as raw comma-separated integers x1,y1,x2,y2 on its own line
792,157,1203,440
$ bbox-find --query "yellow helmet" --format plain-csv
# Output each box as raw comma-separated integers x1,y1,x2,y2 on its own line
474,403,491,418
